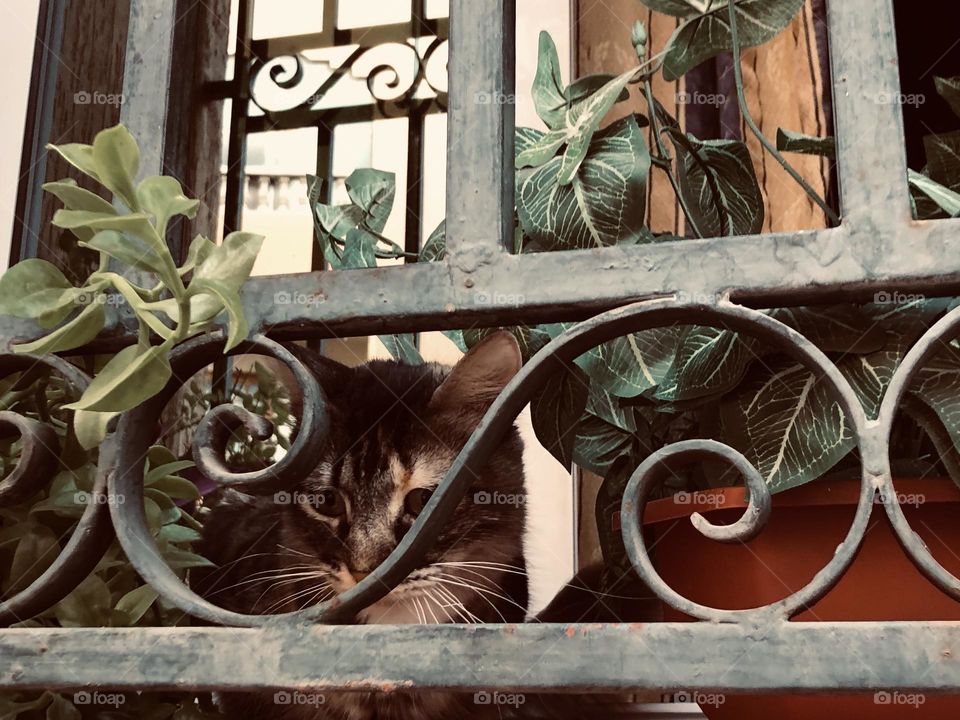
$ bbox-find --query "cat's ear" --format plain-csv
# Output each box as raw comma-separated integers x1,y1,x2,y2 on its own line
284,343,350,410
429,332,522,413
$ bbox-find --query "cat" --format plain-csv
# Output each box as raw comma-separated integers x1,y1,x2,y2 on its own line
197,332,532,719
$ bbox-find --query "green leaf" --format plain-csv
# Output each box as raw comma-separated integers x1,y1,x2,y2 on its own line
136,175,200,238
661,0,806,81
531,363,589,467
379,334,424,364
0,259,73,319
546,322,682,398
340,228,378,269
162,547,215,570
515,129,567,168
158,524,202,544
908,169,960,217
73,410,117,450
145,488,181,525
91,124,141,210
148,477,200,501
516,114,650,251
53,574,112,627
188,279,249,351
180,234,216,275
7,523,59,593
565,74,631,106
194,231,264,289
557,67,638,184
838,299,949,419
655,326,758,402
905,342,960,458
776,129,836,157
934,76,960,119
669,129,763,236
81,229,165,274
345,169,396,233
419,221,446,262
115,584,161,625
42,179,117,215
636,0,709,16
65,342,173,413
47,142,100,181
532,31,567,129
13,302,105,355
769,305,886,354
53,210,166,255
923,131,960,192
145,460,196,486
573,412,639,475
721,358,853,492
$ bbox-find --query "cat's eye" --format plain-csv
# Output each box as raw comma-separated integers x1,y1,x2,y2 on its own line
404,488,433,517
301,488,345,518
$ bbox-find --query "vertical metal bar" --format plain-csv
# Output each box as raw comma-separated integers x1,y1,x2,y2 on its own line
119,1,177,178
827,0,911,227
217,0,256,399
163,0,203,262
223,0,256,235
11,0,66,264
445,0,516,256
406,0,427,262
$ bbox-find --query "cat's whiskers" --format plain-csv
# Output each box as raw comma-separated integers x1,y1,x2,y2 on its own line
204,566,327,598
430,573,510,623
260,578,335,614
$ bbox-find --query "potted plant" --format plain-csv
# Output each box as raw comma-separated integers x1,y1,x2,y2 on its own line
309,2,960,717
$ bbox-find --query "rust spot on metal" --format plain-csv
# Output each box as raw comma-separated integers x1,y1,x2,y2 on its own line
564,626,576,638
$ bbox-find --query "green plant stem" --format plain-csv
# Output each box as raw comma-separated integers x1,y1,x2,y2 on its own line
726,1,841,226
643,80,705,239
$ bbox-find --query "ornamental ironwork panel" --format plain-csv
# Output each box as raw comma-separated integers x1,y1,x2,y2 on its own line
3,0,960,698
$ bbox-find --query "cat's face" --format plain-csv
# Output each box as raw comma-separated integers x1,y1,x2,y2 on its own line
212,333,529,624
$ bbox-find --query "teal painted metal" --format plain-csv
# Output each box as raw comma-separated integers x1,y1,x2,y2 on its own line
4,0,960,696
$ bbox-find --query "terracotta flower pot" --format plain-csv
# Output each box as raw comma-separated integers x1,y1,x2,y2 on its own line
642,478,960,719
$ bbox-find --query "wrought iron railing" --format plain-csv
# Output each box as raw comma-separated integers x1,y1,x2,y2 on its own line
3,0,960,698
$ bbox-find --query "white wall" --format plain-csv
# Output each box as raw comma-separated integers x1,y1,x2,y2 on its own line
0,0,41,271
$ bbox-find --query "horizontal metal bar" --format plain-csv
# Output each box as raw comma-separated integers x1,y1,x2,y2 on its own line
1,623,960,691
2,218,959,350
234,218,960,338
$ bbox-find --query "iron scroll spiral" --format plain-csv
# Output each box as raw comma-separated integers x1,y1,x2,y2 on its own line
109,299,879,626
878,303,960,599
250,39,446,115
0,353,113,626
